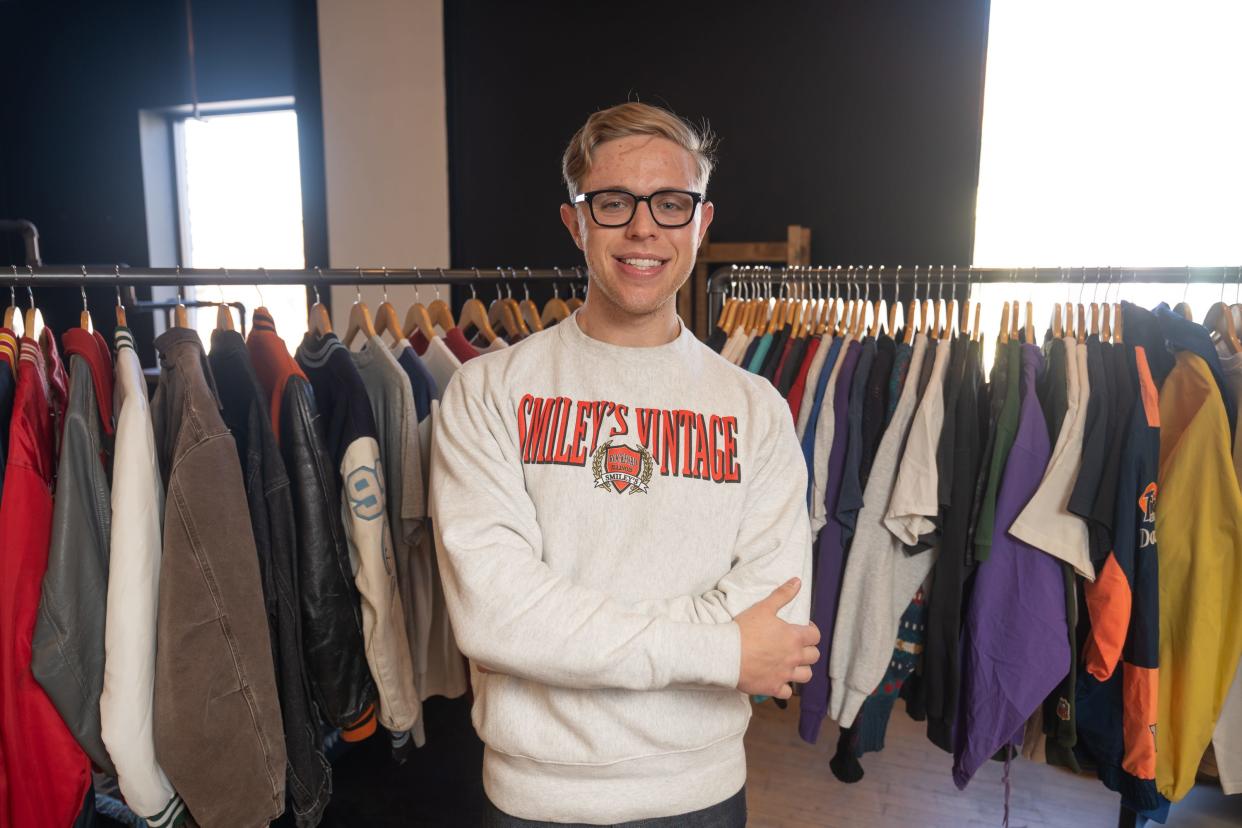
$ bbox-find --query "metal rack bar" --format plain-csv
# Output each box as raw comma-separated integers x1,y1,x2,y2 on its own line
0,266,586,286
706,264,1242,330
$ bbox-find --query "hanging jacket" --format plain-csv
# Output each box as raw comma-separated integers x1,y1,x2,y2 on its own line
1153,325,1242,803
99,326,186,826
210,329,331,827
31,328,115,776
297,332,420,734
352,336,428,747
0,334,92,828
0,327,17,503
953,343,1069,789
247,309,378,741
151,328,286,828
1075,303,1162,811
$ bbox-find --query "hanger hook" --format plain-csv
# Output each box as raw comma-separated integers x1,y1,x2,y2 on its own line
356,266,363,303
381,267,389,303
313,267,323,304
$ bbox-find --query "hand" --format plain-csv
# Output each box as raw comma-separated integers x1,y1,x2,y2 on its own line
735,578,820,700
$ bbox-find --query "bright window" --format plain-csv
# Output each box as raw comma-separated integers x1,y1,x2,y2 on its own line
178,108,308,348
971,0,1242,339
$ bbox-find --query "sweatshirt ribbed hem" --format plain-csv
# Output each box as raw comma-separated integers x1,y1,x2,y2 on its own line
831,684,869,728
482,734,746,823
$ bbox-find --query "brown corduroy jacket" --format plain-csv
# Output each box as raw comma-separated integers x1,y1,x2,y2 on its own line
151,328,287,828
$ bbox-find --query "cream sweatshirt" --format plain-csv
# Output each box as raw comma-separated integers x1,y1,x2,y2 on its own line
430,312,811,823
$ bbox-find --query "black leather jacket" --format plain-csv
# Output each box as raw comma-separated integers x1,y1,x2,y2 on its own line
279,366,378,736
210,331,331,827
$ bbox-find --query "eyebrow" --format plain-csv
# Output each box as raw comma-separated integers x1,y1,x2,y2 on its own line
587,184,694,192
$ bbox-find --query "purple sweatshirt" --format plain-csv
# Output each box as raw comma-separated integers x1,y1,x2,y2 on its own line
799,341,862,743
953,343,1069,788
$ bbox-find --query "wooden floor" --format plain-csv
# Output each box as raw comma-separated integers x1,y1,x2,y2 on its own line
744,697,1242,828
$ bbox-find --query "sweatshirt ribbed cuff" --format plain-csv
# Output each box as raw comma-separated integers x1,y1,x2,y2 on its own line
664,621,741,689
798,709,825,744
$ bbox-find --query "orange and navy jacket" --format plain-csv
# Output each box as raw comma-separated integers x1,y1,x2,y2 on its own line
1076,303,1162,812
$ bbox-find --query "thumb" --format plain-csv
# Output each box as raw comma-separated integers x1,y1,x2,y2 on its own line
765,577,801,611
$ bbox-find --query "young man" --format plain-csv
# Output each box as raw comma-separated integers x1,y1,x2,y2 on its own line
431,102,817,827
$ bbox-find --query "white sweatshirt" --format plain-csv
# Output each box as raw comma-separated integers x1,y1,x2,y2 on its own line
430,312,811,823
828,333,937,727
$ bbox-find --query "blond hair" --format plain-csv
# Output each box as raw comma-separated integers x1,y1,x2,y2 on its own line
561,102,716,199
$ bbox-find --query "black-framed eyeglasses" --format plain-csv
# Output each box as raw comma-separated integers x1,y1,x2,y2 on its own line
572,189,704,228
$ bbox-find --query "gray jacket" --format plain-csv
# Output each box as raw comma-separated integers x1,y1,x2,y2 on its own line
32,327,116,775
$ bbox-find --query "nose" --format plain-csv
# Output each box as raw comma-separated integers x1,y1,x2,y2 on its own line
626,198,659,240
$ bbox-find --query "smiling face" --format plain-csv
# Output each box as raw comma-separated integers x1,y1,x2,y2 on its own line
560,134,714,328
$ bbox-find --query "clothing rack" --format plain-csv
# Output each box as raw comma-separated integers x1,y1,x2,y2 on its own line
706,264,1242,331
0,265,585,287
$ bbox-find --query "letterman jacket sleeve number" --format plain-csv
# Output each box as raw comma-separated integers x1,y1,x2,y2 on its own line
431,370,743,692
340,438,420,732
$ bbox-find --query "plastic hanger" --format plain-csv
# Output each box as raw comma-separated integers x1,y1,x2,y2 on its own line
308,270,333,335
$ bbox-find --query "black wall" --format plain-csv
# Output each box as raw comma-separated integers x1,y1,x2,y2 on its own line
445,0,991,302
0,0,325,362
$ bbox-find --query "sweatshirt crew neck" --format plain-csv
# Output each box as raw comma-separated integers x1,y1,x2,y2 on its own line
555,309,698,369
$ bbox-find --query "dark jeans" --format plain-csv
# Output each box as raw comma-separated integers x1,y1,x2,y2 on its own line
483,786,746,827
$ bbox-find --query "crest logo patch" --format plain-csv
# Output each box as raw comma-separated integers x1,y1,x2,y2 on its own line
591,440,654,494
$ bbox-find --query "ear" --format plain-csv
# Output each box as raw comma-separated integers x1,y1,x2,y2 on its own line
560,203,585,251
695,200,715,248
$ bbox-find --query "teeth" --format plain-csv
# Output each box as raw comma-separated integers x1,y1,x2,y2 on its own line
621,258,663,268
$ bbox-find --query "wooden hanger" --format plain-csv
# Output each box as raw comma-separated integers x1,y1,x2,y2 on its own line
1052,303,1063,338
1076,303,1086,345
1025,301,1034,344
519,295,544,333
307,277,333,336
1100,303,1112,343
541,286,571,327
504,297,530,336
566,270,585,311
24,285,42,341
3,272,16,330
115,280,127,328
971,302,981,342
1206,300,1242,354
173,285,189,328
999,300,1011,345
1115,301,1124,344
427,285,457,333
215,303,233,331
343,286,377,347
373,288,404,344
459,288,498,344
77,283,93,332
